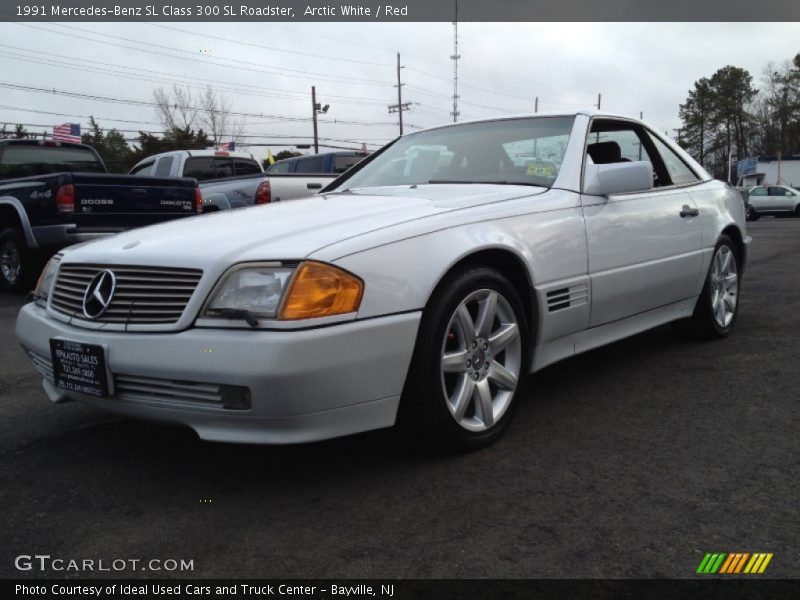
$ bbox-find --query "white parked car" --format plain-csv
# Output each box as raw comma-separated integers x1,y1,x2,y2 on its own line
17,111,750,450
746,184,800,220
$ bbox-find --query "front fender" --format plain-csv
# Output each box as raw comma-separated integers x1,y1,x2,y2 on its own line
332,204,588,321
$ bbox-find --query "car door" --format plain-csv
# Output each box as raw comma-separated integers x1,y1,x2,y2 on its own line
582,119,704,327
748,186,768,211
767,186,795,211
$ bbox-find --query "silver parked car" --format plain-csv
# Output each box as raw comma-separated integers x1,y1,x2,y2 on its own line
17,111,750,450
746,184,800,220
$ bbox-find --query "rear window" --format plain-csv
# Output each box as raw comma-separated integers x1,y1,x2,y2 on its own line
233,158,262,176
183,157,234,181
154,156,174,177
0,144,104,178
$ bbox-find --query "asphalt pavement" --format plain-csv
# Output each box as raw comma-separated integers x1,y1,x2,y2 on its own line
1,219,798,579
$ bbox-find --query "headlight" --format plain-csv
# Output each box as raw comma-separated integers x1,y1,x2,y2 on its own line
33,255,61,304
202,261,363,323
279,261,363,320
204,263,294,319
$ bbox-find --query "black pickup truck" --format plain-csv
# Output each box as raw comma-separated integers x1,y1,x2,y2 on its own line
0,139,202,291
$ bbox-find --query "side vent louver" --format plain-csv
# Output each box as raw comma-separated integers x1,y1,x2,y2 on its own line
546,283,589,313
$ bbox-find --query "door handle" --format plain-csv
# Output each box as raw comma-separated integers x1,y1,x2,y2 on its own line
680,205,699,218
306,183,322,190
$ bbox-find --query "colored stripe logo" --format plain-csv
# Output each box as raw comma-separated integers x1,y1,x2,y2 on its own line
696,552,773,574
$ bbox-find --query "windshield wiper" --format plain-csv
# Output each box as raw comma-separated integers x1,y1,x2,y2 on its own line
427,179,544,187
427,179,484,184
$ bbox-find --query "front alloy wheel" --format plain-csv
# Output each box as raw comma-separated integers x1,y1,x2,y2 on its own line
399,267,528,451
440,289,522,432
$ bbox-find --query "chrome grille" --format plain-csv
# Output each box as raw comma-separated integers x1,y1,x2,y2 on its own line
51,264,203,324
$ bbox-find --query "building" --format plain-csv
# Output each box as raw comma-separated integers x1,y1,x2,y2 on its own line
737,155,800,188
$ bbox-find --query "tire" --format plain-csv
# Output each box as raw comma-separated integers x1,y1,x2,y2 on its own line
673,235,740,340
0,228,35,293
795,205,800,218
398,267,529,452
744,204,753,221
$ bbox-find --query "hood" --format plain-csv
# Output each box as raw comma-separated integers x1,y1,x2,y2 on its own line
62,184,545,268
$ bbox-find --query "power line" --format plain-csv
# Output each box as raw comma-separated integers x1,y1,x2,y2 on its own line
0,82,402,127
0,47,390,108
143,22,394,68
12,23,394,88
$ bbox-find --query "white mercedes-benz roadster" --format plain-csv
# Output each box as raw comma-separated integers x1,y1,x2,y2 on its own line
16,111,750,450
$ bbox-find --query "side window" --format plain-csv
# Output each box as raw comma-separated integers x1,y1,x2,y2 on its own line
333,155,362,173
646,132,700,185
154,156,174,177
130,160,155,176
586,119,669,188
768,186,790,196
233,158,262,176
294,156,324,173
749,187,767,196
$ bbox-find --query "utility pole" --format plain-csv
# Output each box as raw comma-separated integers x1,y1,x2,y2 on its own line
450,0,460,122
388,52,411,135
311,86,329,154
597,93,601,110
534,97,538,113
311,86,318,154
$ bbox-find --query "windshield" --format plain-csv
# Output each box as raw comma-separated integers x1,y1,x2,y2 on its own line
337,116,575,190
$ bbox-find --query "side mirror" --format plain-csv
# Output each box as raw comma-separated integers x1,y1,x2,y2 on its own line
583,161,653,196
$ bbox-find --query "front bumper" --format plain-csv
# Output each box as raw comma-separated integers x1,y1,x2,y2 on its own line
742,234,753,275
16,303,421,444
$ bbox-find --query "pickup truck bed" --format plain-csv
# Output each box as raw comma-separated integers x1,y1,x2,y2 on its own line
0,140,201,291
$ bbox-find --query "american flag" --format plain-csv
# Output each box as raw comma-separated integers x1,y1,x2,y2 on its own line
53,123,81,143
219,141,235,151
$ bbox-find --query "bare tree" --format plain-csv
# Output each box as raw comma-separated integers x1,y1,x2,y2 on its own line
153,84,198,131
199,86,232,147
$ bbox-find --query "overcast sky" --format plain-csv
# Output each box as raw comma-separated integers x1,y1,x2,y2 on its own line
0,21,798,155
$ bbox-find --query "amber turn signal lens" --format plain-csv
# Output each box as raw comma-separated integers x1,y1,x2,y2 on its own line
279,262,363,320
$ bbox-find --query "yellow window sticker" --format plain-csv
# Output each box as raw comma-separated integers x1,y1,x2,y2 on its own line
526,162,557,177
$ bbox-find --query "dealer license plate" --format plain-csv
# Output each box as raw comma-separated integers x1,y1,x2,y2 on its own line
50,339,109,397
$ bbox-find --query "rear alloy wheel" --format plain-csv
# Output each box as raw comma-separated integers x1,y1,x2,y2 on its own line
673,235,739,339
0,228,32,293
399,267,528,451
